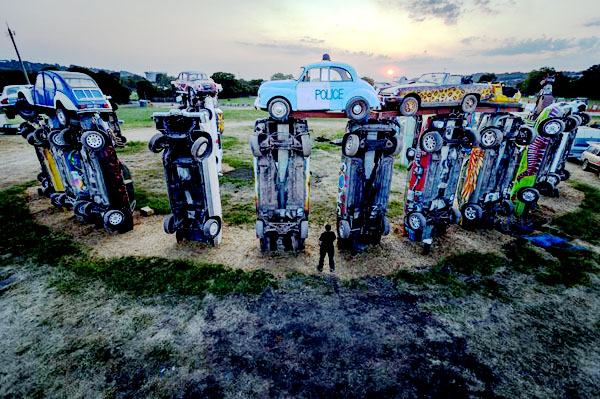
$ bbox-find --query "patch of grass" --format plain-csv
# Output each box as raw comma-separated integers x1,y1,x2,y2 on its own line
394,163,407,171
222,109,265,122
553,183,600,244
116,141,146,154
219,96,257,106
221,135,241,150
572,182,600,212
135,188,171,214
313,141,337,152
220,176,253,188
503,239,552,273
0,185,276,297
439,252,505,276
146,341,177,362
222,199,255,225
222,155,252,169
387,200,404,218
117,106,171,129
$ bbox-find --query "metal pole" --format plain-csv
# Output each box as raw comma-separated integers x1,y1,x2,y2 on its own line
6,22,30,85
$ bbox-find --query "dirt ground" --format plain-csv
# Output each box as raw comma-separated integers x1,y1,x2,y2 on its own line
4,119,600,279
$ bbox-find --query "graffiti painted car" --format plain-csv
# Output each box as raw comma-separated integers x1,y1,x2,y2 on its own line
171,71,221,98
484,84,522,107
379,73,493,116
15,71,115,128
254,58,380,121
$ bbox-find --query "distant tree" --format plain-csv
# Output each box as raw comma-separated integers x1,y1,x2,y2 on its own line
135,80,155,100
0,69,35,92
270,73,293,80
361,76,375,86
211,72,242,98
572,64,600,100
478,73,496,83
155,73,175,88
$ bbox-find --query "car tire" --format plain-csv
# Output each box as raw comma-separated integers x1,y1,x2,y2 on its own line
81,130,108,151
19,122,34,139
48,129,68,148
338,219,351,239
15,98,37,120
346,97,369,121
546,173,561,188
419,130,443,153
515,125,535,146
250,134,263,157
582,159,591,171
577,112,591,126
74,200,92,223
255,220,264,239
268,98,290,121
26,132,39,146
399,96,419,116
461,203,483,223
300,220,309,239
405,147,416,161
570,114,583,127
202,217,221,239
461,94,478,113
385,136,403,157
382,217,390,236
517,187,540,204
163,214,177,234
479,127,503,149
460,128,480,148
148,133,167,153
300,134,312,157
104,209,132,232
560,169,571,181
55,106,69,128
342,133,361,157
407,212,427,231
538,118,564,137
191,134,213,160
563,115,579,132
498,199,514,216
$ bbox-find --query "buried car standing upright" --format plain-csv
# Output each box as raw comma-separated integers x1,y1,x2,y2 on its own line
254,55,380,121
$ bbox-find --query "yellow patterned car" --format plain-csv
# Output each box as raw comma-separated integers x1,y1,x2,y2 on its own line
379,73,493,116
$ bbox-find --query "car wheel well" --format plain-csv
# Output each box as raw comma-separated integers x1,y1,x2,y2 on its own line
404,94,421,104
267,96,291,109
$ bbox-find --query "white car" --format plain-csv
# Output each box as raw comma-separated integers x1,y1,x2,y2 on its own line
171,71,221,97
1,84,30,119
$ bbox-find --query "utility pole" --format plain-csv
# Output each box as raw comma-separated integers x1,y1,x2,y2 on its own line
6,22,31,85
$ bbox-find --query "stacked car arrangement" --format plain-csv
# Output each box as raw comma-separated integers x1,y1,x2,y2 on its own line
16,70,135,233
7,57,594,256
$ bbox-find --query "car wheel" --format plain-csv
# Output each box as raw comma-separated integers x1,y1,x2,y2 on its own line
300,220,309,239
517,187,540,204
515,125,535,146
577,112,591,126
346,97,369,121
300,134,312,157
405,147,416,161
570,114,583,127
461,94,478,113
546,173,561,187
15,98,37,120
479,127,503,149
74,200,92,223
538,118,564,137
48,129,68,147
81,130,107,151
338,219,351,239
460,128,480,148
582,159,591,171
268,98,290,121
26,132,39,146
250,134,263,157
382,217,390,236
419,130,443,153
191,134,213,160
399,97,419,116
563,115,579,132
560,169,571,181
202,217,221,239
461,203,483,222
385,136,403,157
342,133,361,157
148,133,167,153
56,106,69,128
407,212,427,231
163,214,177,234
255,220,264,239
103,209,131,232
19,122,34,138
498,199,514,216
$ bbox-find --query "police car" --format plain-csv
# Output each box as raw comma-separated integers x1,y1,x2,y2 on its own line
254,55,380,121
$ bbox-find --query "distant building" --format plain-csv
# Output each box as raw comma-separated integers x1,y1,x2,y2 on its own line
145,72,166,82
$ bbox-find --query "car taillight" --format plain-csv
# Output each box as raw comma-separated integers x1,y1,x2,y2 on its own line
78,104,87,109
1,98,8,104
103,103,109,108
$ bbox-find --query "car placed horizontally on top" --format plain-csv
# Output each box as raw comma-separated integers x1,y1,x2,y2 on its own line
254,56,380,121
15,71,116,128
171,71,221,98
379,73,493,116
1,84,30,119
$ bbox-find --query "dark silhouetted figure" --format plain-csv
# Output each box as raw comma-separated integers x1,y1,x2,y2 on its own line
318,225,336,272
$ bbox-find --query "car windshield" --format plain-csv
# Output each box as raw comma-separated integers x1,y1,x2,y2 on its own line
417,73,446,84
189,73,207,81
65,78,98,88
294,68,305,80
5,87,18,95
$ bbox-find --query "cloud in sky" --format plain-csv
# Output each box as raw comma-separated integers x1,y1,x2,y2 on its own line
482,37,599,56
387,0,463,24
584,18,600,27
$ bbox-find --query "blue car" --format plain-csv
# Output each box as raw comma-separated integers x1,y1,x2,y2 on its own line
16,71,114,128
254,57,380,121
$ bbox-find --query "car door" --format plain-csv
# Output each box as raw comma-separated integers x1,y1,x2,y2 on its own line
443,75,463,104
43,74,56,107
329,67,352,111
296,67,329,110
33,74,45,105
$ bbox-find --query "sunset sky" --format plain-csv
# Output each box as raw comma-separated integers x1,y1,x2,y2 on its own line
1,0,599,80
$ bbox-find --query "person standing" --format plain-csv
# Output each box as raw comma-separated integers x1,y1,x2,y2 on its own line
317,224,336,272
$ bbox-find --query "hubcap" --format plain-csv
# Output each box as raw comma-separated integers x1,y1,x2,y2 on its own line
271,102,287,118
522,190,536,202
404,100,416,113
423,135,437,151
464,206,477,220
545,121,561,135
409,215,421,229
196,142,207,156
352,104,363,115
53,133,66,146
57,110,67,125
86,133,103,149
345,136,356,153
482,131,495,146
208,221,219,236
108,212,124,225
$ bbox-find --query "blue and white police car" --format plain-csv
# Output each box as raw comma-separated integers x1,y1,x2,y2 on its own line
255,56,380,121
